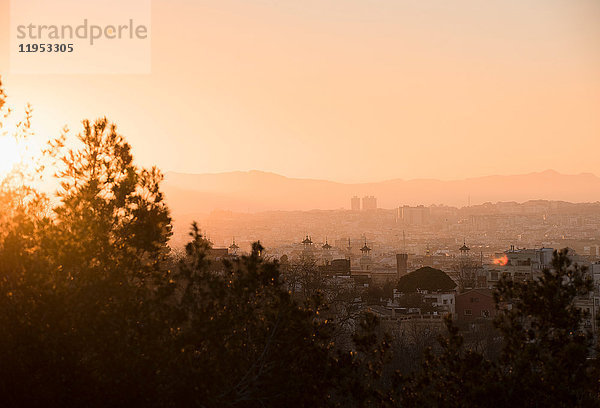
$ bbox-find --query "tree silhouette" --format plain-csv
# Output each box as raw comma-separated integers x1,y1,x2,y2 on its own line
492,248,598,407
395,248,600,408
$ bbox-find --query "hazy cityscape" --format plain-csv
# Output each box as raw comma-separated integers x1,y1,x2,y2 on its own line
180,197,600,260
173,193,600,338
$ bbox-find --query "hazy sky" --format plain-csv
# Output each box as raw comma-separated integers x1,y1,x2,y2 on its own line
0,0,599,183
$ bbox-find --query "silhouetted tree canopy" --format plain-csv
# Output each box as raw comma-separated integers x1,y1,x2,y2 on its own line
394,249,600,408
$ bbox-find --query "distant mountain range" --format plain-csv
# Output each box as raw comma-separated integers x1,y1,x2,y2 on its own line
162,170,600,215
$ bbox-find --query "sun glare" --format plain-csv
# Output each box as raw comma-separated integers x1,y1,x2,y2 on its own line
0,136,22,177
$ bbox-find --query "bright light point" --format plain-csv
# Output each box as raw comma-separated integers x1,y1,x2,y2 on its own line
0,136,22,177
493,254,509,266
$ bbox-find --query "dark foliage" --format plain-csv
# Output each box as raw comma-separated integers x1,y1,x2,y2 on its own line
395,248,600,408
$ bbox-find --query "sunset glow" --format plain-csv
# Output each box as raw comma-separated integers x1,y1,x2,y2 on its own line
0,135,21,177
1,0,599,184
493,254,509,266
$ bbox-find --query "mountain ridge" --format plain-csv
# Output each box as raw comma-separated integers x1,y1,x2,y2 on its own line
162,169,600,214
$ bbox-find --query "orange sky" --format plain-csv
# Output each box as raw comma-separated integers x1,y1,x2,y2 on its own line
0,0,599,183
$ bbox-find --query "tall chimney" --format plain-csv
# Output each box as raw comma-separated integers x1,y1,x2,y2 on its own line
396,253,408,279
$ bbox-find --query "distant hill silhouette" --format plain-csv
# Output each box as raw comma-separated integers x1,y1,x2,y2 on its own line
397,267,457,293
163,170,600,213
